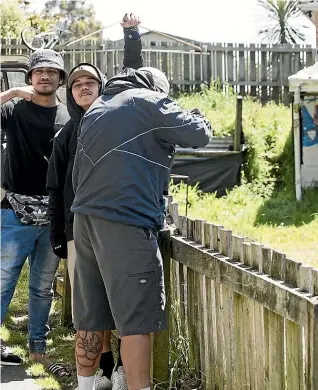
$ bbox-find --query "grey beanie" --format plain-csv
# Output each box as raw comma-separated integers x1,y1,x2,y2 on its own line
139,67,170,94
26,49,68,85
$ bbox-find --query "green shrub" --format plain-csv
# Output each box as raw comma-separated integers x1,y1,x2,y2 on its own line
177,84,293,196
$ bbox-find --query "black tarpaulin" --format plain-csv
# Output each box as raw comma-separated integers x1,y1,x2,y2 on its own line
172,153,243,195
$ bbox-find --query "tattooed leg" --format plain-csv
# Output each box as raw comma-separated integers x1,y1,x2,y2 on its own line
75,330,103,376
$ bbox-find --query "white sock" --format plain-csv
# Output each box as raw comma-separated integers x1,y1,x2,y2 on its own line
77,374,95,390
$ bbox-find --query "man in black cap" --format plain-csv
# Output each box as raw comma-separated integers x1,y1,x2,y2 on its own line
0,49,70,376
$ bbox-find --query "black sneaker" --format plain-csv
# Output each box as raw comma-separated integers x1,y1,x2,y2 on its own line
0,345,22,365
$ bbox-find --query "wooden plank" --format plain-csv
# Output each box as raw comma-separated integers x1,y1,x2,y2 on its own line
262,247,272,276
294,45,301,73
249,43,257,96
231,235,244,262
311,268,318,297
61,259,72,326
306,44,314,67
238,43,246,96
206,277,218,389
195,272,204,378
251,243,266,390
234,96,243,152
187,218,195,241
282,47,291,106
202,45,209,83
227,43,234,85
219,229,232,258
150,50,157,68
242,242,255,390
177,215,187,238
285,258,302,289
106,50,115,79
183,52,190,94
267,310,285,390
187,267,196,371
152,230,171,385
271,250,286,281
211,224,223,252
178,263,186,330
194,219,204,244
299,265,313,293
214,276,225,389
307,303,318,390
171,237,314,326
194,49,202,91
271,49,280,104
203,221,218,388
286,319,304,390
219,231,235,389
233,292,247,390
56,276,65,297
261,44,268,105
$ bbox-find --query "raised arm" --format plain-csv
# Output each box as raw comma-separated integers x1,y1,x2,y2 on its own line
121,13,144,69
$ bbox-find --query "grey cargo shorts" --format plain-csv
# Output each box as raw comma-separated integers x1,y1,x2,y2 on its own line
73,213,167,337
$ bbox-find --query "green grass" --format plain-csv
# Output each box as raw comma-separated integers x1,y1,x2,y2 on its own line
170,183,318,267
1,263,77,390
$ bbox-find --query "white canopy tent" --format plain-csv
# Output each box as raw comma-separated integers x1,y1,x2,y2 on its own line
288,62,318,200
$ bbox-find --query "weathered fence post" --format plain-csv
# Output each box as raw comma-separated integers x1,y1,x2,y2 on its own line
61,262,72,326
151,228,171,387
234,95,243,152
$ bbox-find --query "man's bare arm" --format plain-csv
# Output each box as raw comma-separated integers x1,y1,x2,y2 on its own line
0,86,34,105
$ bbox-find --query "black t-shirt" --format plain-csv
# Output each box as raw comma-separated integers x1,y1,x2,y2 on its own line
1,99,69,196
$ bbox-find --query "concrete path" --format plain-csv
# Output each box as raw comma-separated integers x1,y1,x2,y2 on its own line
1,364,40,390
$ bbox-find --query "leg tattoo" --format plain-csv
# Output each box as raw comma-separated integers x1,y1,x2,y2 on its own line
76,331,103,368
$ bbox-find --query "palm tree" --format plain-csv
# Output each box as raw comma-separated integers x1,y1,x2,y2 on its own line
258,0,308,44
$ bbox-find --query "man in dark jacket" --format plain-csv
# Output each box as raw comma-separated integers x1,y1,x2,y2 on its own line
46,14,143,390
71,67,211,390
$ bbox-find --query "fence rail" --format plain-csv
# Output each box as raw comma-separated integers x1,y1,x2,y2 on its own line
1,38,316,104
154,198,318,389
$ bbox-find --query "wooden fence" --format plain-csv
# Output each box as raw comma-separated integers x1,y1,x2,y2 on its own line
151,198,318,389
1,38,316,104
54,195,318,388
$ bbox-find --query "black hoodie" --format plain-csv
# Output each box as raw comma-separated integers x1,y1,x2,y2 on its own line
47,35,144,249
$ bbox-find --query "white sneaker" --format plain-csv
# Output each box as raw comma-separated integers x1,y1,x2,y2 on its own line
111,366,128,390
93,369,112,390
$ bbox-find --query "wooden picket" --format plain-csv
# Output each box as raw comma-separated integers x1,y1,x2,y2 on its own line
158,199,318,389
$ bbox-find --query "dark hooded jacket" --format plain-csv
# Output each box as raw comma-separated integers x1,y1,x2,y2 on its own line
47,35,143,247
71,69,211,232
